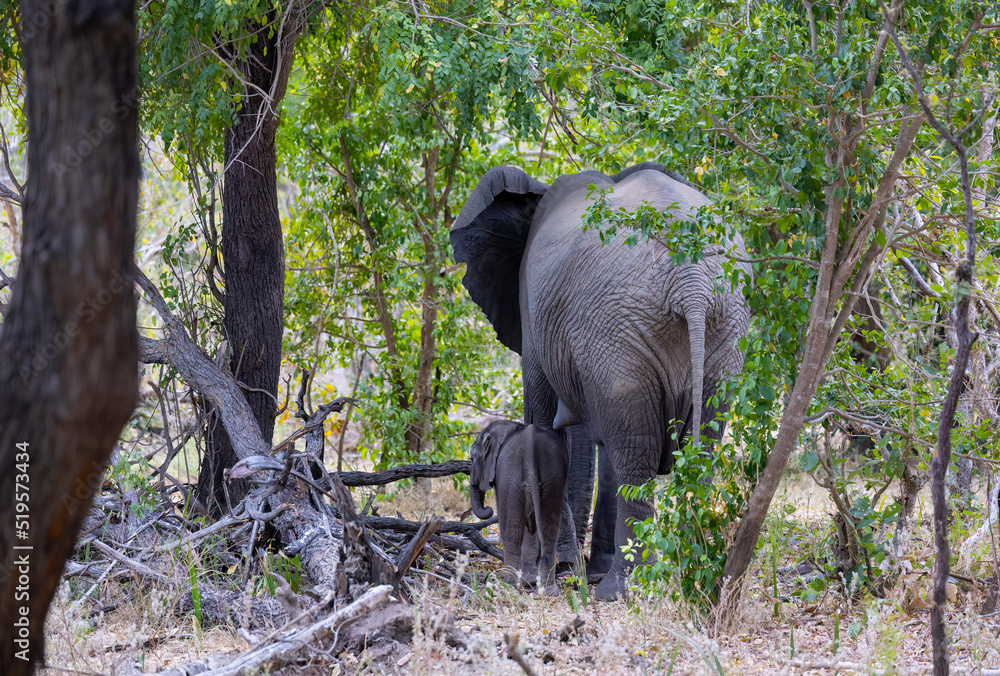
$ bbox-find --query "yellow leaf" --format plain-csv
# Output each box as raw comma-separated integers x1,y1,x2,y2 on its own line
694,166,705,176
716,67,725,77
406,83,415,93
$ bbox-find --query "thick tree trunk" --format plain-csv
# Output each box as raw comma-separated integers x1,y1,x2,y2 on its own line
0,0,139,671
198,11,303,513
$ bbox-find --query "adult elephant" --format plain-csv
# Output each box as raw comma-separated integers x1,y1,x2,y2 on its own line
451,162,751,600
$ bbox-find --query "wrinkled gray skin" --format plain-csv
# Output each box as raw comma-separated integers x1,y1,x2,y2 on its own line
470,420,569,589
451,163,751,600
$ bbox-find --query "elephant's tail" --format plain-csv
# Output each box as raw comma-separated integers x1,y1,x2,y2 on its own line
525,426,546,561
687,305,706,449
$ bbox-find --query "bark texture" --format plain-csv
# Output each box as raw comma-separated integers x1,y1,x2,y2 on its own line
198,7,306,513
0,0,139,670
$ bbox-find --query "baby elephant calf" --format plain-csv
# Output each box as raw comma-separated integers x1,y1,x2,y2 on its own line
469,420,569,590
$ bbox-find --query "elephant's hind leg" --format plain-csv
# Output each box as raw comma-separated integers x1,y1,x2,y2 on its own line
537,482,567,591
593,423,660,602
559,424,594,569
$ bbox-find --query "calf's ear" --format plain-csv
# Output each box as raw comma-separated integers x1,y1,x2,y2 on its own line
450,166,548,355
475,431,501,491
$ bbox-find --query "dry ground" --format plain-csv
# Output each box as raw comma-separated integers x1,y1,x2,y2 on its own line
36,470,1000,675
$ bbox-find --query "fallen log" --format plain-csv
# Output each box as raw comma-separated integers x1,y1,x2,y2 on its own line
339,460,471,486
364,515,502,560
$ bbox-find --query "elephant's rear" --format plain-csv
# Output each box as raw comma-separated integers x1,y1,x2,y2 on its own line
522,170,748,450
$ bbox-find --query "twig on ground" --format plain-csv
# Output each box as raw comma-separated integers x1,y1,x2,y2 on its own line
503,631,539,676
364,514,502,560
91,540,168,584
151,513,245,553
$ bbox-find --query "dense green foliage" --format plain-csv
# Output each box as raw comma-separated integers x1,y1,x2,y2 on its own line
277,3,565,465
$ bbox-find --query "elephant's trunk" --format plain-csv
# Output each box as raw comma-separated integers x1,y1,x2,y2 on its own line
471,484,494,519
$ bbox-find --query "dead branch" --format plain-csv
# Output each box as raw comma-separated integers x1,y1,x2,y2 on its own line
136,268,269,459
503,631,539,676
363,514,502,560
394,516,443,582
90,540,168,584
0,120,23,201
154,585,394,676
151,513,245,553
339,460,471,486
897,255,941,298
229,457,471,494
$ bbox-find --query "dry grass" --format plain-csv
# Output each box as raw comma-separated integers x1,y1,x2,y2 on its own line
36,471,1000,675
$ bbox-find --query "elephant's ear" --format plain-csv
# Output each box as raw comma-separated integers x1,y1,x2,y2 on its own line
470,436,489,492
476,429,499,491
450,166,549,354
493,421,524,453
613,161,698,190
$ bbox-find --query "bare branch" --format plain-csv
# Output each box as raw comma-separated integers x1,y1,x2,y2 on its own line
0,121,23,200
897,255,941,298
135,267,269,459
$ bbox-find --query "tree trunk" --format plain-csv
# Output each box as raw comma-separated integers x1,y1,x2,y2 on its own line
198,10,304,513
0,0,139,671
407,150,441,459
